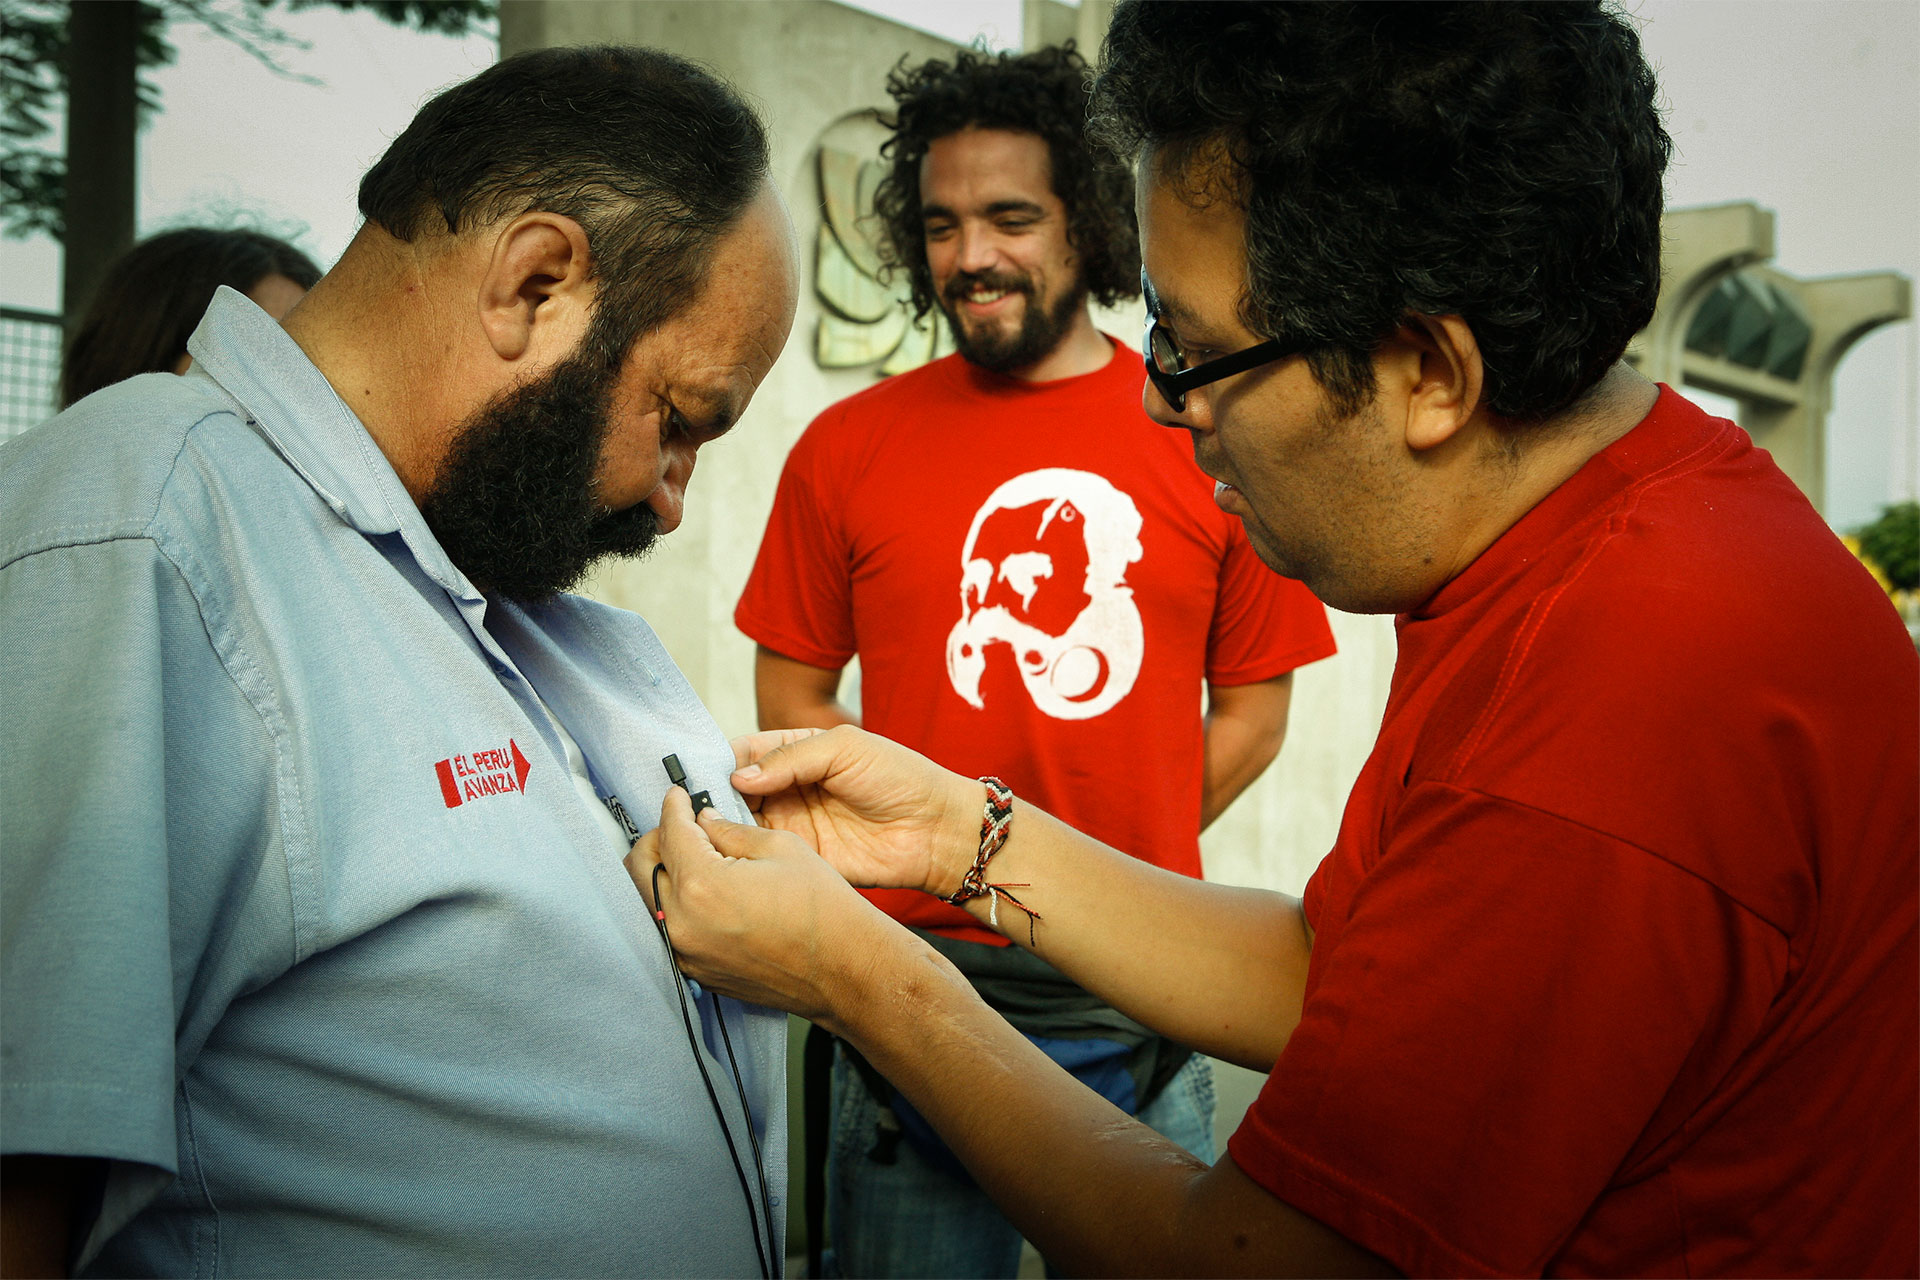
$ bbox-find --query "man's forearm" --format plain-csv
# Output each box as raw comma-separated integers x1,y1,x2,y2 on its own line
1201,675,1293,829
947,800,1312,1070
753,646,859,730
1,1155,90,1280
829,942,1214,1275
766,691,858,731
829,929,1384,1278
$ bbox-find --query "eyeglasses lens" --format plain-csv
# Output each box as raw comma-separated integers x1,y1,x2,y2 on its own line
1150,325,1184,375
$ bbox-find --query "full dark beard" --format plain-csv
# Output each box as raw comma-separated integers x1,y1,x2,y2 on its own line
419,350,661,603
940,270,1088,376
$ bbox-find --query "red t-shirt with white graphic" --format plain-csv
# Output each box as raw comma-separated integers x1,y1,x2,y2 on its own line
737,341,1335,945
1228,388,1919,1276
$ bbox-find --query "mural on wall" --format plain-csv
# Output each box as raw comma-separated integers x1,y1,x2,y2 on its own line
813,112,955,376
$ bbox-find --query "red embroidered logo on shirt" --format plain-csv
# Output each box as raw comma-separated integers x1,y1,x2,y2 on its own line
435,739,532,808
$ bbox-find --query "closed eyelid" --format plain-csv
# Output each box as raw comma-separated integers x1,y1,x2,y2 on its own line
1170,316,1239,357
679,391,740,440
1158,315,1215,355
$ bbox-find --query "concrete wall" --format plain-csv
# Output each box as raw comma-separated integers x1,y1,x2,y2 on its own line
498,0,1399,902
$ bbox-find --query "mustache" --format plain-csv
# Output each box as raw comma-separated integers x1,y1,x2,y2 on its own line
944,270,1031,304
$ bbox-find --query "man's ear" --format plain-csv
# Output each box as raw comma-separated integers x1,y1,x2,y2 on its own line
1393,313,1485,452
476,213,594,364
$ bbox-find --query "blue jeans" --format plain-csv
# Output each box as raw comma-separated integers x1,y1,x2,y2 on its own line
820,1044,1216,1278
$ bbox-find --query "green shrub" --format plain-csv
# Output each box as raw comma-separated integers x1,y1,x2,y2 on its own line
1856,501,1919,591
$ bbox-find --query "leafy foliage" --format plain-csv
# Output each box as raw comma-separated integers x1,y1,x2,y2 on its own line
284,0,490,37
0,0,493,240
1855,501,1919,592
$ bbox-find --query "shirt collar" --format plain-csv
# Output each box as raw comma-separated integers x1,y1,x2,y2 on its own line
185,287,483,603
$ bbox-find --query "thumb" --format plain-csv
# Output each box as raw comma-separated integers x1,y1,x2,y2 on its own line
629,787,715,914
697,806,805,861
655,786,720,871
730,725,850,795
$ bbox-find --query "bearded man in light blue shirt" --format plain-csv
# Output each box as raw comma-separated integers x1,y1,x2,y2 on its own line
0,44,798,1278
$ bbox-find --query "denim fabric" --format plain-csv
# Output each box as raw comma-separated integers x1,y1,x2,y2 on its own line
821,1044,1215,1278
0,290,786,1277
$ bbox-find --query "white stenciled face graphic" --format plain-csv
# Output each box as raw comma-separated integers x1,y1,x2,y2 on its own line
946,469,1145,720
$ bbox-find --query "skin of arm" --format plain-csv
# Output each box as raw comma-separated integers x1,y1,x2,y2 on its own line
1201,673,1294,830
753,644,858,730
673,726,1310,1069
629,778,1390,1278
837,929,1390,1279
0,1155,95,1279
939,798,1311,1071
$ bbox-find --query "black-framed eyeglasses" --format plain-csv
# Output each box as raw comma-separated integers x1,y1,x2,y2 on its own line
1141,268,1307,412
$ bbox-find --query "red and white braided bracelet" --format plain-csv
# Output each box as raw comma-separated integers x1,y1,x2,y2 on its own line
942,776,1042,943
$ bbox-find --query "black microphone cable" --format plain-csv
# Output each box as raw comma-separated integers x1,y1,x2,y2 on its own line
603,764,779,1280
648,858,776,1279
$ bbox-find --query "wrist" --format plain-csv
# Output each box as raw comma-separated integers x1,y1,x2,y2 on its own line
932,777,1042,944
822,926,969,1047
926,771,988,899
815,912,954,1040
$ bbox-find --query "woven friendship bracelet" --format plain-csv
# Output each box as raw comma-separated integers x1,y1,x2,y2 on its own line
943,776,1042,944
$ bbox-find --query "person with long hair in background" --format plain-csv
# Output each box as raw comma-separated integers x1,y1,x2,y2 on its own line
60,227,321,408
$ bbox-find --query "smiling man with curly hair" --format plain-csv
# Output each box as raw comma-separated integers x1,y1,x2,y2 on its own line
737,41,1333,1278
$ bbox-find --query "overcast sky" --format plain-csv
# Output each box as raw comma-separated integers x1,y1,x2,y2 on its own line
1,0,1911,525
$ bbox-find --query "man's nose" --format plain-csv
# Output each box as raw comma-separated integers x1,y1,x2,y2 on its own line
667,438,700,486
956,224,999,274
1142,377,1205,433
646,440,700,533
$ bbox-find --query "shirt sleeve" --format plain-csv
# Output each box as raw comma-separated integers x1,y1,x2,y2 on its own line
1227,782,1787,1277
734,410,857,670
1,537,288,1200
1204,523,1335,685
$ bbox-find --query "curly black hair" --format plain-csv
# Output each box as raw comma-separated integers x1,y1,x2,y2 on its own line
359,45,768,375
874,43,1139,320
1092,1,1671,423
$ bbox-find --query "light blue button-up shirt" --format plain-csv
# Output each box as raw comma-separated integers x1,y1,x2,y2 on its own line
0,290,785,1277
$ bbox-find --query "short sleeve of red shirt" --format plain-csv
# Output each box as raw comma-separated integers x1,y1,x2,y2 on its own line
1206,527,1332,685
1229,783,1788,1277
736,405,856,670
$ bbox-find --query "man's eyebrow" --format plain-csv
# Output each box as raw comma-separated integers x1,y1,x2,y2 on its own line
1151,283,1211,333
919,200,1048,220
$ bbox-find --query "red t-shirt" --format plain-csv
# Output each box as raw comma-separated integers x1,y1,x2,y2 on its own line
1229,387,1919,1276
737,342,1335,945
